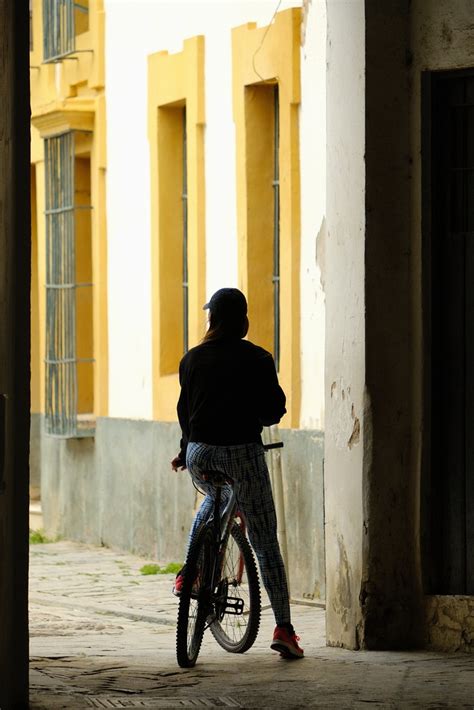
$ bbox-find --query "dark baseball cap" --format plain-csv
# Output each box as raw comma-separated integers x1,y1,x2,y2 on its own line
203,288,248,320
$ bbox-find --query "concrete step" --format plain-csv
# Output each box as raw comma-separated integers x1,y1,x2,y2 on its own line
29,501,43,531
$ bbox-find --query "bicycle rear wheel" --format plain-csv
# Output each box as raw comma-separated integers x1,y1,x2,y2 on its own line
210,521,261,653
176,525,213,668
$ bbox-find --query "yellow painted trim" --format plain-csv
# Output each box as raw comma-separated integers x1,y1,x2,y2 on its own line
30,0,108,419
148,36,206,421
92,95,109,417
34,158,47,413
32,106,95,137
30,164,41,413
30,1,105,104
232,8,301,428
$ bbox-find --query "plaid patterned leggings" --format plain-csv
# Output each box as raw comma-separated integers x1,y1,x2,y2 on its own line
186,441,291,627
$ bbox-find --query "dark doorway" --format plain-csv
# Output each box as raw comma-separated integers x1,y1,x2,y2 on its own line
423,69,474,594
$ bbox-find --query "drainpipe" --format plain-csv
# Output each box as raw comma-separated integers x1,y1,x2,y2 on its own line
263,425,290,598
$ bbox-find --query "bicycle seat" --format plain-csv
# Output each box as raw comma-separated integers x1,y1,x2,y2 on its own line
201,470,231,487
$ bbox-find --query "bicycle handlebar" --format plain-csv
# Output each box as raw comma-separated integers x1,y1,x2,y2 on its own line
263,442,284,451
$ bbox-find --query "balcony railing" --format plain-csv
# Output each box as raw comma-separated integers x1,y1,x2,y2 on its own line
44,131,94,437
42,0,89,63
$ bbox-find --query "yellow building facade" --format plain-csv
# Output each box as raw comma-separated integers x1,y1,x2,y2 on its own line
30,0,108,440
25,0,474,657
31,1,326,606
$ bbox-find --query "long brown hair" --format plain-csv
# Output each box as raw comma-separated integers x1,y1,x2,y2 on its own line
203,312,248,342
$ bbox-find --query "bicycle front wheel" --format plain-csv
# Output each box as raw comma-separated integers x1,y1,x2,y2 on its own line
210,521,261,653
176,525,213,668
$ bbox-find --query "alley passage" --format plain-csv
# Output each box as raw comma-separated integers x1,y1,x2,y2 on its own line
30,541,473,708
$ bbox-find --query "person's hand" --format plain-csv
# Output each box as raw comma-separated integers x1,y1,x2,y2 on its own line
171,455,186,472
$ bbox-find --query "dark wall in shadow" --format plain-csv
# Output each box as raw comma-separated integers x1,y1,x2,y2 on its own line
0,0,31,706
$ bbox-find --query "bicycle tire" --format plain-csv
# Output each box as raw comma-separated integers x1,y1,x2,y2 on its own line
176,525,213,668
209,521,261,653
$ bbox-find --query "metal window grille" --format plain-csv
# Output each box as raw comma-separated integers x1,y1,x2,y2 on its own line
273,85,281,371
44,131,93,437
30,0,33,51
42,0,89,62
182,108,189,353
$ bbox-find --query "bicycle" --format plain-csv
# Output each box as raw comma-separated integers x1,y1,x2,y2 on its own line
176,441,284,668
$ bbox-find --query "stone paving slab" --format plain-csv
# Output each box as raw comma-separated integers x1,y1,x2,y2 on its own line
29,541,474,709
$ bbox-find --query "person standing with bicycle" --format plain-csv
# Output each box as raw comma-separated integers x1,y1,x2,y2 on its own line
171,287,304,659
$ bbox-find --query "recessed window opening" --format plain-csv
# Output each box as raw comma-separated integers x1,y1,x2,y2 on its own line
243,82,279,364
156,101,188,375
233,10,301,425
149,36,205,417
44,130,94,437
42,0,90,62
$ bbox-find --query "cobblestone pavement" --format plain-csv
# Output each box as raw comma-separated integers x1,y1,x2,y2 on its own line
30,541,474,709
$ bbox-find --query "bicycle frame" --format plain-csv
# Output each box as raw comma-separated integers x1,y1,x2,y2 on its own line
203,441,284,619
205,484,237,621
176,440,283,666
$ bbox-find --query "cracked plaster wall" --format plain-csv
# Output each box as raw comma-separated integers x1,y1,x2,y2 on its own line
411,0,474,650
324,0,366,649
361,0,424,650
325,0,474,651
425,596,474,653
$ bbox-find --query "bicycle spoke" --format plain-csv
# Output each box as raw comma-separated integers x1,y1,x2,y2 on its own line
209,522,260,653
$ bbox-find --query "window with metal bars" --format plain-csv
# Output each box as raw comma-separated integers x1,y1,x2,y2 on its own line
242,82,280,369
44,131,94,437
155,102,189,374
42,0,89,62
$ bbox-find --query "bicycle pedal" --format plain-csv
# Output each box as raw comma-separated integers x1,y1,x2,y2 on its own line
223,596,245,615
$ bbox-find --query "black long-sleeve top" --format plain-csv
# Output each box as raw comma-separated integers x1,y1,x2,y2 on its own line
177,337,286,462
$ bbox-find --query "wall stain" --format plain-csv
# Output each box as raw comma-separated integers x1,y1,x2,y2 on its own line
315,216,326,293
331,381,361,451
331,534,352,632
348,403,360,449
441,21,453,45
301,0,312,47
425,596,474,653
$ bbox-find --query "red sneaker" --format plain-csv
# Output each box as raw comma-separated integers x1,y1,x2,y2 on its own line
172,568,185,597
271,625,304,659
172,566,201,597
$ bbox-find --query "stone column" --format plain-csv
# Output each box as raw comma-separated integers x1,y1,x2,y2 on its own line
0,0,31,706
325,0,367,650
325,0,423,649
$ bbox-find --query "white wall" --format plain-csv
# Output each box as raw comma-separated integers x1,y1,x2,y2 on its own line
324,0,366,648
105,0,325,426
299,0,326,429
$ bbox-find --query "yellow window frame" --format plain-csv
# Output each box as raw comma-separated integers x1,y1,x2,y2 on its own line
31,101,109,422
148,36,206,421
232,8,302,428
